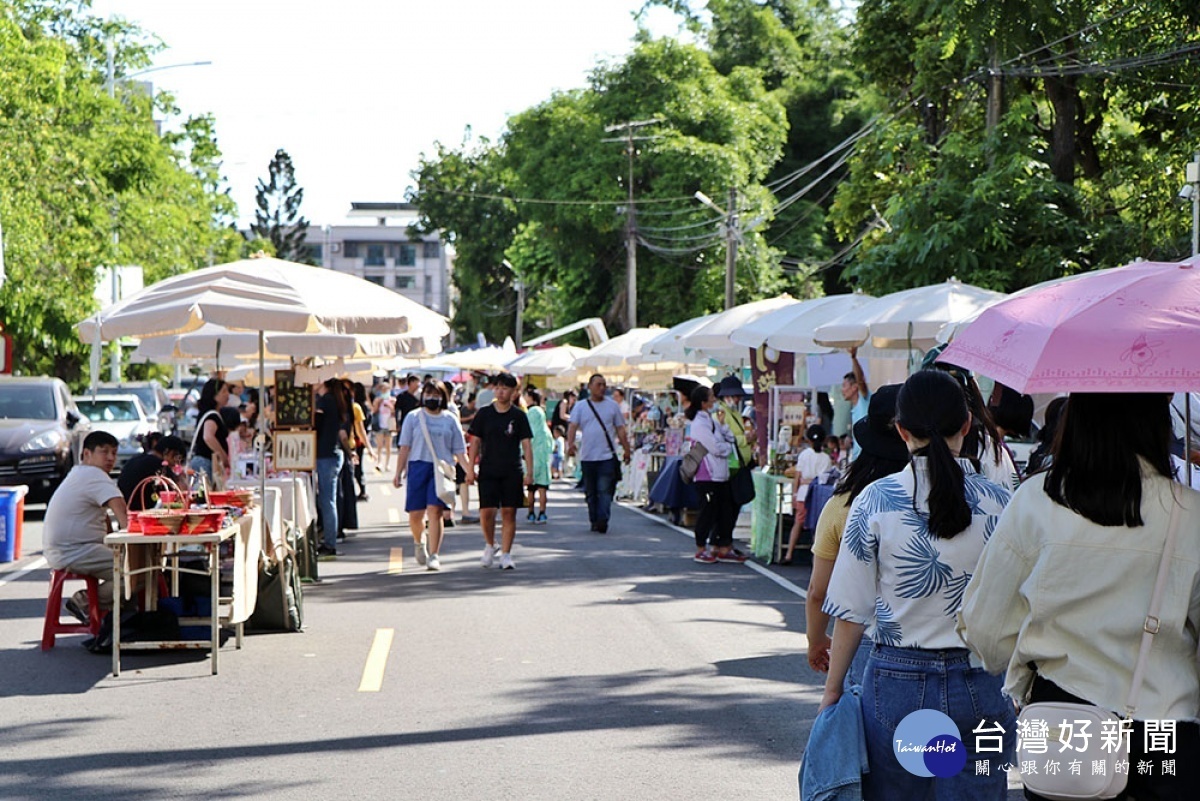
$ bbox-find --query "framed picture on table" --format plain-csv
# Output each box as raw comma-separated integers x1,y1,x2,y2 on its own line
274,430,317,472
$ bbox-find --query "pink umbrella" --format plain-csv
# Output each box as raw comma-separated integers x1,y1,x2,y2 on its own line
939,258,1200,393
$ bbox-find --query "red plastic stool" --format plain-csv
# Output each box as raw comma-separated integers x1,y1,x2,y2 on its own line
42,570,103,650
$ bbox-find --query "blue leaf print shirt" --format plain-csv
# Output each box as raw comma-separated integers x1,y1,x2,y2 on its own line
823,457,1011,649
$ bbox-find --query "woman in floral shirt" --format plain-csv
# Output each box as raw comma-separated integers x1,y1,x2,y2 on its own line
818,369,1015,800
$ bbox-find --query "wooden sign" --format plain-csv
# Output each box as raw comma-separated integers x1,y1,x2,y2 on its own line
274,370,314,429
274,430,317,472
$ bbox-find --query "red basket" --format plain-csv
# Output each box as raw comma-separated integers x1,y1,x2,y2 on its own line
181,509,227,535
207,490,254,509
133,510,186,535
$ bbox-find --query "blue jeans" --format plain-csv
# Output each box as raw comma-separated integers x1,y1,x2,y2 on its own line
189,455,214,483
315,452,345,549
861,645,1015,801
581,459,617,525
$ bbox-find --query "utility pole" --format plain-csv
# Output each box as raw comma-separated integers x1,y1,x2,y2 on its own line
724,187,738,310
1189,152,1200,257
695,189,747,310
504,259,524,347
602,118,663,329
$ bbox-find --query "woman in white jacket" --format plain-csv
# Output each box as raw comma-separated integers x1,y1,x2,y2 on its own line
687,385,742,564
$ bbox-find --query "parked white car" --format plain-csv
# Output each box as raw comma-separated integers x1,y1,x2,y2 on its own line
73,394,157,473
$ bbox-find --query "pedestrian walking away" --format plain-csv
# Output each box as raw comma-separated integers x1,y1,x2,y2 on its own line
393,381,472,571
467,373,533,569
566,374,631,534
314,379,352,559
818,369,1015,800
523,386,554,524
961,391,1200,800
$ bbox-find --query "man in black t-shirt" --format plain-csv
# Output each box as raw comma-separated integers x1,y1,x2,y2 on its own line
118,435,188,511
393,374,421,446
467,372,532,570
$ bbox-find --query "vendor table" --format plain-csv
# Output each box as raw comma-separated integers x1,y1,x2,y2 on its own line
648,456,700,511
104,506,261,677
230,475,314,533
750,472,792,564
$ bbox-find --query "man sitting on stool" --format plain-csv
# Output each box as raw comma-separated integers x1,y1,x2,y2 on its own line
44,431,129,623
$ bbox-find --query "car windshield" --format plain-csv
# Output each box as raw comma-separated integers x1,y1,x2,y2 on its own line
101,386,157,412
0,386,57,420
77,399,141,422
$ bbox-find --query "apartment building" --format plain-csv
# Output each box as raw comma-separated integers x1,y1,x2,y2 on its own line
304,202,454,317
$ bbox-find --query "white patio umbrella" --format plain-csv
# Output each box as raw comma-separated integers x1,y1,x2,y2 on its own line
506,345,589,376
813,279,1004,351
77,256,444,515
129,322,441,365
677,297,798,360
635,314,720,364
730,292,876,354
575,327,666,370
437,340,518,372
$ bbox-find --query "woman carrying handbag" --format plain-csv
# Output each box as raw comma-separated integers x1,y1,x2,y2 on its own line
961,391,1200,800
393,381,472,572
687,385,743,564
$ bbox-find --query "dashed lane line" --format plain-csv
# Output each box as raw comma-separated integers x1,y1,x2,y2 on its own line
357,628,395,692
387,547,404,575
387,507,400,524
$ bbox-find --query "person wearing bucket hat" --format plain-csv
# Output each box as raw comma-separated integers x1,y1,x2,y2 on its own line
804,385,907,681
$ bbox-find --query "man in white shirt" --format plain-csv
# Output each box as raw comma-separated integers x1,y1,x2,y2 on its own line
566,374,631,534
43,431,129,621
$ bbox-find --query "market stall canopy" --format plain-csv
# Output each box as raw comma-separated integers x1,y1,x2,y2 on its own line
227,359,377,387
939,258,1200,393
730,292,876,354
506,345,589,376
813,279,1004,351
437,340,518,373
635,315,719,364
575,327,666,369
677,297,798,358
77,256,450,341
128,322,442,364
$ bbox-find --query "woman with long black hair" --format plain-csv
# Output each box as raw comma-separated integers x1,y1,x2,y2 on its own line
962,392,1200,800
189,378,230,484
818,369,1015,800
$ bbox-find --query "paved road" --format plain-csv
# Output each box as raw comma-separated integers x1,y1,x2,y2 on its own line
0,468,825,801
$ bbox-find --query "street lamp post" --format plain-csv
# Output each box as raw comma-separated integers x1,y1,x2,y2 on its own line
503,260,524,348
1188,152,1199,258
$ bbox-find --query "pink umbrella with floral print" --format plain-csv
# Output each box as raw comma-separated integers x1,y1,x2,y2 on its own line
938,258,1200,393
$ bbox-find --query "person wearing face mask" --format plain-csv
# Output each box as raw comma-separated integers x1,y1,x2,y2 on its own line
393,382,472,571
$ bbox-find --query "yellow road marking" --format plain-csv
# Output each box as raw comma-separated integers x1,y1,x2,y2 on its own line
380,485,392,497
358,628,395,692
387,507,400,524
388,547,404,575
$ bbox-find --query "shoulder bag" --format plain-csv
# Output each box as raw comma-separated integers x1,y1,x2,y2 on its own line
679,416,715,485
1017,496,1182,801
586,399,622,481
418,410,458,507
731,444,756,505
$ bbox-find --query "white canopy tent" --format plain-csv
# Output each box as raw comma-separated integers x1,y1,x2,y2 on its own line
812,279,1004,352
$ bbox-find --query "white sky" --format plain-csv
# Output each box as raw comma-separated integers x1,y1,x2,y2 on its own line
90,0,686,226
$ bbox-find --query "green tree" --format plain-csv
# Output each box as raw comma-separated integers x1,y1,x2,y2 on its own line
250,148,311,263
0,1,244,383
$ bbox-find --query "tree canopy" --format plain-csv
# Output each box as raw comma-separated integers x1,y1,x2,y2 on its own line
0,0,240,383
415,0,1200,344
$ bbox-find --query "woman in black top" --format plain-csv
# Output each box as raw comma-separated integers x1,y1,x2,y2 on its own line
190,378,230,483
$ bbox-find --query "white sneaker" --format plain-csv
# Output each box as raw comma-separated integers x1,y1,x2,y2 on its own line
481,544,497,568
499,552,515,570
415,540,428,566
427,554,440,571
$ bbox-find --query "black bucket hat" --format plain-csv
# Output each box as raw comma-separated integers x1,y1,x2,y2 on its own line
714,375,748,398
852,383,908,462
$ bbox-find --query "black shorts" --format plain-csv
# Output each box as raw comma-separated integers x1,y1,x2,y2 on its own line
478,473,525,509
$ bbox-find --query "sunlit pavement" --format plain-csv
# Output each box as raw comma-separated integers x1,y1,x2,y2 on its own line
0,461,1022,799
